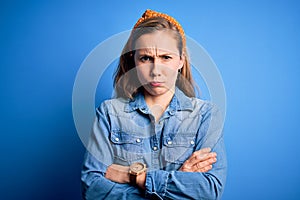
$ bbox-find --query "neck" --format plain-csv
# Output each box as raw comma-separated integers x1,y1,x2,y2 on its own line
144,89,174,107
143,88,175,121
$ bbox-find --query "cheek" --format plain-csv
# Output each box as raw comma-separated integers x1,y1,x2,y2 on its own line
168,72,178,84
164,59,181,72
136,67,149,82
164,65,178,77
163,68,178,86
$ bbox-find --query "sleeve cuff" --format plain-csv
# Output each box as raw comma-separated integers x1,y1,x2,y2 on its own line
145,170,169,199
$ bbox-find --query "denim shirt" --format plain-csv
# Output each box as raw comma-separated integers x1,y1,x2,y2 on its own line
81,88,227,200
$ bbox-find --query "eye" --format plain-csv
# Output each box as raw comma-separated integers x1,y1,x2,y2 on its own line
162,55,172,60
140,55,153,62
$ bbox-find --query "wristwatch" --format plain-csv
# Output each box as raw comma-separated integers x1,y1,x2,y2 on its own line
129,162,147,185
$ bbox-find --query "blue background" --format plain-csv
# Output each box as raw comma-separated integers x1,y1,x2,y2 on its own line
1,0,300,199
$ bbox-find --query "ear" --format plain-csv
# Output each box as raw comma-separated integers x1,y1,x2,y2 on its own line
178,53,185,70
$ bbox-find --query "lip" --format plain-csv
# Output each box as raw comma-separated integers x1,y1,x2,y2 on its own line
149,81,164,87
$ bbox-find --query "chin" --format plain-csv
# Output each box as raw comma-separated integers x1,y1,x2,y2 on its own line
144,86,170,96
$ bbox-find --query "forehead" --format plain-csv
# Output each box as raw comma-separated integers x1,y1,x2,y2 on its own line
134,30,179,54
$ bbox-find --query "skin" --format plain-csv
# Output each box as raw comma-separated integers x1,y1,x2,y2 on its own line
105,30,217,189
134,30,185,121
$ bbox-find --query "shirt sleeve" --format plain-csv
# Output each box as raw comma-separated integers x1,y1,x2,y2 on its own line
144,104,227,200
81,102,147,200
81,151,148,200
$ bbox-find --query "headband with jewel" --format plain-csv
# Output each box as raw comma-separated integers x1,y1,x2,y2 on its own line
133,9,186,45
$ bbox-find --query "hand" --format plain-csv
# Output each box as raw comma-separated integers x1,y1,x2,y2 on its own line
179,148,217,173
105,164,147,190
105,164,130,183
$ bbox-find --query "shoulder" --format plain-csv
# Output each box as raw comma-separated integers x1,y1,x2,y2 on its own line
189,97,220,118
175,88,218,117
96,97,130,115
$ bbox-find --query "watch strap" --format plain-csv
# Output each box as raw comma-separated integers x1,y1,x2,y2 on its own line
129,173,137,185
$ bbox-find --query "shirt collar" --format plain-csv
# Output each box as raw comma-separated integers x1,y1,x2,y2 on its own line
124,87,193,113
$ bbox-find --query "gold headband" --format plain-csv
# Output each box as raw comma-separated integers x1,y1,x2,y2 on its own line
133,9,186,45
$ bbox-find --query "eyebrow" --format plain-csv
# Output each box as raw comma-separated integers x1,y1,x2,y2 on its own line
135,48,178,56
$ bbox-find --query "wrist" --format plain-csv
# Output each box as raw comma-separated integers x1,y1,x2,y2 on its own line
129,162,147,188
136,171,146,190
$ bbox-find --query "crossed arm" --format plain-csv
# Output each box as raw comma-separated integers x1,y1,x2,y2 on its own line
82,103,226,199
105,147,217,189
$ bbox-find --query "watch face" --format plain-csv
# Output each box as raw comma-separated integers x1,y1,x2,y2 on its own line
130,162,145,173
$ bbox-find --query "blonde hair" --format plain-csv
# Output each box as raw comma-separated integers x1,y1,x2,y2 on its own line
113,11,195,99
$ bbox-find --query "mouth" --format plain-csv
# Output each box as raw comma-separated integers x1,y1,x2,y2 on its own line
149,81,164,87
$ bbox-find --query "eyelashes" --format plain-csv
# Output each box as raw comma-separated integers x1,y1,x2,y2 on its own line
140,55,153,62
139,55,173,63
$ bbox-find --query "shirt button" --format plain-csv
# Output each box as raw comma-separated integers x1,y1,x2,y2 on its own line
190,140,195,145
136,138,141,143
167,141,172,145
153,146,158,151
115,137,119,142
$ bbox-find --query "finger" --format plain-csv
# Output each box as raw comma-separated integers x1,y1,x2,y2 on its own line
181,156,216,172
197,165,213,173
189,157,217,172
193,147,212,156
109,164,129,172
188,152,217,167
184,148,212,166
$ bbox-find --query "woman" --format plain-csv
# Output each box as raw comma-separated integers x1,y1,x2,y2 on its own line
81,9,226,200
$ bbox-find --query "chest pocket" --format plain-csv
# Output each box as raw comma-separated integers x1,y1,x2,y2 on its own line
162,134,196,170
110,130,144,165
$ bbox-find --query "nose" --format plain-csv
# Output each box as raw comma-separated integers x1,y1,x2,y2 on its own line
150,59,162,77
